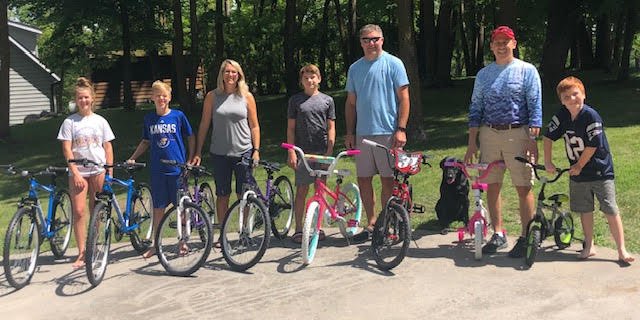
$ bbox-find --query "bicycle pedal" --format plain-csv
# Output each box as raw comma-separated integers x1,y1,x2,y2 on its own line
347,219,359,228
412,204,425,214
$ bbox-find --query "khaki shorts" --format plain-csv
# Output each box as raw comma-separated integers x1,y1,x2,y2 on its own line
355,135,394,178
479,126,533,187
570,179,619,215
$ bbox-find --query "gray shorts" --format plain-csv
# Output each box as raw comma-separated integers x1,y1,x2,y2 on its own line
355,135,394,178
570,179,619,215
295,160,325,186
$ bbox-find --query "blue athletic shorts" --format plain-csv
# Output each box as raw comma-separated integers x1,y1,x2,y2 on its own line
150,174,179,209
211,150,253,196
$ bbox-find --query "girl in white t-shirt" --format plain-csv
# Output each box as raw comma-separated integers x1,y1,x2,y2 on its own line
57,77,115,270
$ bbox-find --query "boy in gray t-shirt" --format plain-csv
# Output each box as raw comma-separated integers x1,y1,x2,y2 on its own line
286,64,336,243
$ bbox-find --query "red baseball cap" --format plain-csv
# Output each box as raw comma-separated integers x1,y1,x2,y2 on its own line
491,26,515,41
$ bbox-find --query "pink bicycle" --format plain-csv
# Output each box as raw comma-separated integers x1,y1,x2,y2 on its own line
443,160,505,260
280,143,362,265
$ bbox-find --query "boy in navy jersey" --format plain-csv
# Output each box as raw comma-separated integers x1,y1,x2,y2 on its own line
543,76,633,265
128,81,196,258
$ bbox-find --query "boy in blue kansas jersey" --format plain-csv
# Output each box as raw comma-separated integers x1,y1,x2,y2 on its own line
543,76,633,265
128,81,196,258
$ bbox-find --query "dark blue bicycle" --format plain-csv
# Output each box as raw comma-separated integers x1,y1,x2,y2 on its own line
69,159,152,287
1,164,72,289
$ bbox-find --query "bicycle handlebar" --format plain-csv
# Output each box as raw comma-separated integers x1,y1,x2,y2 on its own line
361,138,430,165
514,156,568,183
1,164,68,178
280,142,359,176
444,160,505,181
160,159,212,176
69,158,146,172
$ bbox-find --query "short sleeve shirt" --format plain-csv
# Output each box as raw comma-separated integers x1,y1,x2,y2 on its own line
287,92,336,154
142,109,193,175
57,113,115,177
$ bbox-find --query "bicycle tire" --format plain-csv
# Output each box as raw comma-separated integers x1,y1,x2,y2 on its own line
3,207,41,289
270,175,294,239
156,202,213,276
50,190,73,259
130,184,153,253
85,202,112,287
371,202,411,271
199,182,216,225
221,196,270,271
336,183,362,238
474,220,483,260
525,225,541,268
301,201,321,265
553,212,574,249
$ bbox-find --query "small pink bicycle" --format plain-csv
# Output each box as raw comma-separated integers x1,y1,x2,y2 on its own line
443,160,505,260
280,143,362,265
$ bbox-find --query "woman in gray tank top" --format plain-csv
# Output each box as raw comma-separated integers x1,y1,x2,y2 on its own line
193,59,261,243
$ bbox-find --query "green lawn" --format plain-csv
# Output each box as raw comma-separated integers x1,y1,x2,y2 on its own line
1,70,639,255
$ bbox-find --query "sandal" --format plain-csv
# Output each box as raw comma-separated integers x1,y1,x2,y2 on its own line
71,259,85,270
142,247,156,259
318,229,326,241
291,231,303,244
179,241,190,256
352,226,373,243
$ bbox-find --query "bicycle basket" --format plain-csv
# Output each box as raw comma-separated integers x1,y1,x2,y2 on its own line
393,150,422,175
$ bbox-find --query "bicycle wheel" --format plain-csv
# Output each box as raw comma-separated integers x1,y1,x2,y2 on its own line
524,224,541,268
270,175,294,239
301,201,322,265
156,202,213,276
50,190,73,259
371,202,411,271
199,182,216,225
473,220,483,260
553,212,574,249
130,183,153,253
336,182,362,237
3,207,41,289
85,202,112,287
221,196,270,271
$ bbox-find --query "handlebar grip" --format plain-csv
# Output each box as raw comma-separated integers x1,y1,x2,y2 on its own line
280,143,294,150
160,159,177,165
361,139,378,147
514,156,527,163
345,149,361,156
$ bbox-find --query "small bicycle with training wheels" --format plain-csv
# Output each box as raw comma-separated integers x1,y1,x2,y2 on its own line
220,158,294,271
514,156,574,268
361,139,430,270
155,160,214,276
280,143,362,265
69,158,153,287
1,164,72,289
443,159,505,260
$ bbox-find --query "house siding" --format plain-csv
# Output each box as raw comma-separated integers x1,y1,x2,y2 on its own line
9,43,56,125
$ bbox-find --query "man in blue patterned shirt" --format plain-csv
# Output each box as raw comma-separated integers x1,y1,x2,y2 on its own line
463,26,542,257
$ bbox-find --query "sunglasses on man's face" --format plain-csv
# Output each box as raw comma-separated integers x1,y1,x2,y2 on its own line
360,37,382,44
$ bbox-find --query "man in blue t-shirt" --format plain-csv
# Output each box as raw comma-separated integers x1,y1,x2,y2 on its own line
464,26,542,257
128,81,195,258
344,24,410,242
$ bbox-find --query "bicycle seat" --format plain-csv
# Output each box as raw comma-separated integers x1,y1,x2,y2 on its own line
333,169,351,177
548,193,568,204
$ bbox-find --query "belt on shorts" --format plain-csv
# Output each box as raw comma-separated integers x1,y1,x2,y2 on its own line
486,123,523,130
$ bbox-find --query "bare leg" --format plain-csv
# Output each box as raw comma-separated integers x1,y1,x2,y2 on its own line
294,184,310,233
216,195,230,226
69,176,89,269
605,214,634,263
380,176,394,212
578,212,596,259
487,183,503,233
515,185,535,237
357,176,376,229
142,207,165,258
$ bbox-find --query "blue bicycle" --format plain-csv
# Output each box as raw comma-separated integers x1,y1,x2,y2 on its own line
1,164,72,289
69,159,152,287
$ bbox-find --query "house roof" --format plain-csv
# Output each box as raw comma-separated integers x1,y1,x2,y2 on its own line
8,20,43,35
9,36,61,82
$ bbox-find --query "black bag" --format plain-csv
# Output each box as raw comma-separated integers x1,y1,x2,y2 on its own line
435,157,469,231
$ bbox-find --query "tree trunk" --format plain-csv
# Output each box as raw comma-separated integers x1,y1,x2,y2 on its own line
189,0,199,105
172,0,190,112
347,0,358,64
119,0,133,110
0,0,9,138
435,0,454,86
397,0,426,144
458,0,472,76
577,16,595,69
420,0,436,83
319,0,331,90
474,4,485,73
610,10,626,73
213,0,225,88
541,0,579,88
617,0,637,81
594,13,612,69
284,0,297,96
333,0,350,79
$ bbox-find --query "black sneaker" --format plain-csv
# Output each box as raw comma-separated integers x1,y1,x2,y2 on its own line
508,236,527,258
482,233,508,254
352,228,372,243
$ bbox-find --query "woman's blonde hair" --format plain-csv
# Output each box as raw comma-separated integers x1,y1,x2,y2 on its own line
75,77,96,109
215,59,249,97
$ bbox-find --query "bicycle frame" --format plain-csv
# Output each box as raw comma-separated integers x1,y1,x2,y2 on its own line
98,174,141,234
